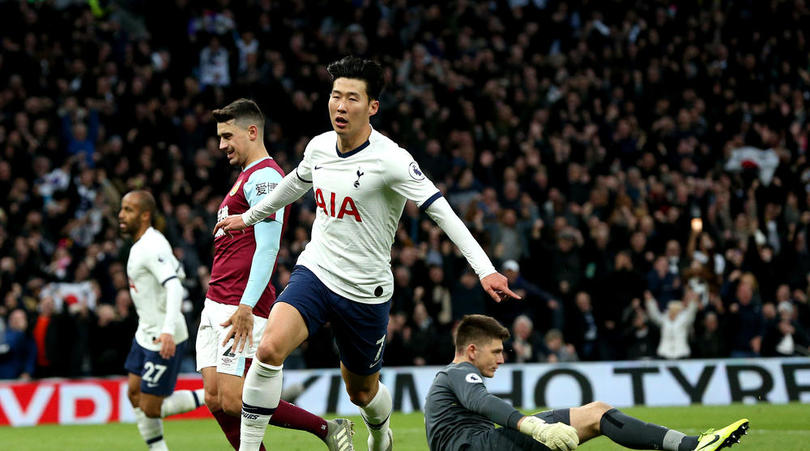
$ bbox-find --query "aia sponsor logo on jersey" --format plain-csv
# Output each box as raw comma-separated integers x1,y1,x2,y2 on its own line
229,178,243,196
314,188,362,222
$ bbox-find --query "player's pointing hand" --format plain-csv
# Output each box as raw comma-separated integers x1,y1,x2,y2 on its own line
480,272,521,303
214,214,247,237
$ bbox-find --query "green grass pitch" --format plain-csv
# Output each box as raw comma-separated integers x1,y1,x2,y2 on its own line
3,403,807,450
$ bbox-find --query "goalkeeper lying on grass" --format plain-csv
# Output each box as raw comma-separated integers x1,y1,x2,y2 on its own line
424,314,748,451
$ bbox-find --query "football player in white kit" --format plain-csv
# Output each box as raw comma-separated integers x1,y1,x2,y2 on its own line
120,190,204,450
214,56,519,451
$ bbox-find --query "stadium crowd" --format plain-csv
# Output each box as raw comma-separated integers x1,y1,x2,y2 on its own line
2,0,810,380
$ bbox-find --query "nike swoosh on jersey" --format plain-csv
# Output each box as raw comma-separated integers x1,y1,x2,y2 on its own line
697,434,721,449
314,165,323,170
147,382,159,388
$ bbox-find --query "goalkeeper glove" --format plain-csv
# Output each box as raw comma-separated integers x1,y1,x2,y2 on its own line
518,416,579,451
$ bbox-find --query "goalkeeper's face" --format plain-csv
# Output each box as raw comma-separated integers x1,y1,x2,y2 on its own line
472,338,505,378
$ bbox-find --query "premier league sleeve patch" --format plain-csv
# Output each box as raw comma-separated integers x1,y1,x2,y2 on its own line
408,161,426,181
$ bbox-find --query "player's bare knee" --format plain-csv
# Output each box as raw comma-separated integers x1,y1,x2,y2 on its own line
587,401,613,432
203,390,221,412
586,400,612,414
256,342,285,366
142,403,162,419
127,388,140,407
221,396,242,417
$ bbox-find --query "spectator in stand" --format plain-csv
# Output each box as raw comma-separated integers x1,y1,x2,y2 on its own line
2,0,810,372
504,315,544,363
647,256,681,310
761,301,810,357
541,329,579,363
645,290,699,360
692,312,727,359
622,305,658,360
569,291,601,361
32,296,55,377
0,309,37,380
727,276,765,358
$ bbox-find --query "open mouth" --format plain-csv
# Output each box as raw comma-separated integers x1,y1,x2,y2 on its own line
335,117,348,128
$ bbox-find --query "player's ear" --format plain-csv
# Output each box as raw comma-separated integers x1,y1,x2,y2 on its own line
247,124,259,141
467,342,477,360
368,99,379,117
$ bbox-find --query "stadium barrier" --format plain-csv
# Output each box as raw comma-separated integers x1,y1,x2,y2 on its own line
2,357,808,426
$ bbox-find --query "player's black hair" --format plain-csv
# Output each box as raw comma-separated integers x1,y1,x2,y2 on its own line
327,56,385,100
455,314,510,353
212,98,265,133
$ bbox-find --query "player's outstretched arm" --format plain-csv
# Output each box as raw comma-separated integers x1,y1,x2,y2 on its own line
425,197,520,303
213,169,310,236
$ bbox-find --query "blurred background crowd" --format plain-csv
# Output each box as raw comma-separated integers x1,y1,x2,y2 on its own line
2,0,810,380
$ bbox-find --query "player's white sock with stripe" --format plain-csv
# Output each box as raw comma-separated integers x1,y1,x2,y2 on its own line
360,382,392,451
240,360,283,451
160,388,205,417
134,407,168,450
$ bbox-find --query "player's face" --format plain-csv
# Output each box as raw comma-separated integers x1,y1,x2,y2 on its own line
217,120,251,167
473,338,505,378
329,77,379,138
118,193,143,236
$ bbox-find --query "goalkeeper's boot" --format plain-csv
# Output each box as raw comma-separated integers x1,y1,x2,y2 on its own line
325,418,355,451
694,419,749,450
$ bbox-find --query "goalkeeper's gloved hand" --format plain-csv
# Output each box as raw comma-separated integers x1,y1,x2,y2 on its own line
518,416,579,451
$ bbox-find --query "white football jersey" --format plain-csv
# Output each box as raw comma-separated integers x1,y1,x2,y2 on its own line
127,227,188,350
295,128,441,304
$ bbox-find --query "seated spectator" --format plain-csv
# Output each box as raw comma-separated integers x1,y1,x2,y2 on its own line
541,329,579,363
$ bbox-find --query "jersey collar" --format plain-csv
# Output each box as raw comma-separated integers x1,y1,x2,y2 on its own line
242,156,271,171
335,127,373,158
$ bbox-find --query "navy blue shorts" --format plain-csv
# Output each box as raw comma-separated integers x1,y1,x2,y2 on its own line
277,265,390,376
124,338,187,396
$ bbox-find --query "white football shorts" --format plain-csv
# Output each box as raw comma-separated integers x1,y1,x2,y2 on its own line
196,298,267,376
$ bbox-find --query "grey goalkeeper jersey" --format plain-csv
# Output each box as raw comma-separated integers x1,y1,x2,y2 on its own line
425,362,524,451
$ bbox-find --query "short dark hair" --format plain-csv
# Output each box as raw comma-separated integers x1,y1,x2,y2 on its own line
130,190,156,223
455,314,510,353
326,56,385,100
212,98,265,133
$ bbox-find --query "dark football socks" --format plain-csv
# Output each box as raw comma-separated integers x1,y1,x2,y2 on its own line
600,408,698,450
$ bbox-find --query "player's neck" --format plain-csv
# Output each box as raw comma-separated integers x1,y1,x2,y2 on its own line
336,124,372,154
242,146,270,169
133,224,150,242
452,355,469,366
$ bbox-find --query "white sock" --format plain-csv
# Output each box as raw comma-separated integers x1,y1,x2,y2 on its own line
239,360,283,451
161,389,205,417
134,407,168,450
360,383,392,451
